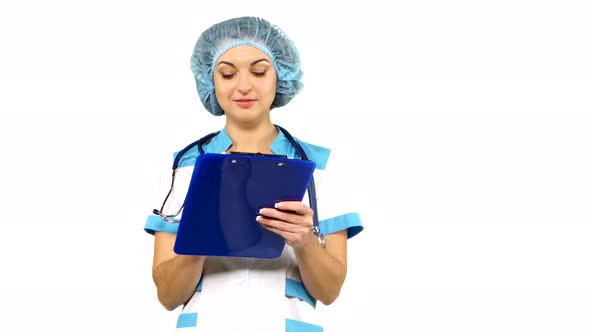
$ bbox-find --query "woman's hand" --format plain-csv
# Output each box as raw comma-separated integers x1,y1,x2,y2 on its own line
256,201,314,248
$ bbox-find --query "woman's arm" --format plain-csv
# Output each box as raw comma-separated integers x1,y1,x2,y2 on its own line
152,231,206,311
292,230,347,305
257,201,347,305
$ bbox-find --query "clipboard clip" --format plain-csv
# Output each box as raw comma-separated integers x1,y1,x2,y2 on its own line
228,151,288,159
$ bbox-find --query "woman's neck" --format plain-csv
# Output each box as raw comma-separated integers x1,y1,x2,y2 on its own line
224,120,278,153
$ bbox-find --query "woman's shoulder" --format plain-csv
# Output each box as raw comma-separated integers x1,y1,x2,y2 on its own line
172,129,226,168
295,138,331,170
172,144,201,168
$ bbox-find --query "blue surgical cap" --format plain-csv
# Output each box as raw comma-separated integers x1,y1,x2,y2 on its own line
190,16,304,116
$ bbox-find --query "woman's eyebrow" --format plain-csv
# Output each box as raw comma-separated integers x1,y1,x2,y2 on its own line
217,61,236,68
250,59,270,66
216,58,270,68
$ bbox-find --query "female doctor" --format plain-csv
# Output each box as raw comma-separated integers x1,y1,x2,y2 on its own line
144,16,363,332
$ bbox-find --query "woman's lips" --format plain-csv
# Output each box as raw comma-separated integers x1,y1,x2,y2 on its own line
234,99,256,108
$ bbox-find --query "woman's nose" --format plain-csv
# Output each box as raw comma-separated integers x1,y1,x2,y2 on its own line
237,74,252,94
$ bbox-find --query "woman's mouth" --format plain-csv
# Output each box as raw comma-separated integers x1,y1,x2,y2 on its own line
234,98,256,108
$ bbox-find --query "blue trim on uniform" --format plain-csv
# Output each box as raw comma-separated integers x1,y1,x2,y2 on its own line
173,128,233,168
144,215,179,235
176,313,198,328
285,278,316,307
196,278,203,291
204,128,232,154
319,213,363,239
286,319,323,332
269,130,330,170
174,146,199,168
270,128,295,157
298,141,330,170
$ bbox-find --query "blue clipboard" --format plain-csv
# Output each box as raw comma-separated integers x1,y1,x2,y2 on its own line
174,153,316,259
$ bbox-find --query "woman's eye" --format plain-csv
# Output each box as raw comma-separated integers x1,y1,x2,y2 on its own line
221,73,235,79
252,71,266,77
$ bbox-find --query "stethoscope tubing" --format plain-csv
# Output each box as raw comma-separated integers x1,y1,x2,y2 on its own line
167,125,320,230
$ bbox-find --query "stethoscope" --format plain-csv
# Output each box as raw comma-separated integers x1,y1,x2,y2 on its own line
153,125,325,247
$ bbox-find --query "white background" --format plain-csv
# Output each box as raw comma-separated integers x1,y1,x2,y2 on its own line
1,0,589,331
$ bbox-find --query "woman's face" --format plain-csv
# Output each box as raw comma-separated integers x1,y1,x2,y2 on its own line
214,46,278,123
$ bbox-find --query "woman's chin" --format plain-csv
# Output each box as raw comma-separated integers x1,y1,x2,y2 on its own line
227,109,269,124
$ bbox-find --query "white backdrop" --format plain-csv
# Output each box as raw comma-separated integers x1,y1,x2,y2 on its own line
1,1,589,331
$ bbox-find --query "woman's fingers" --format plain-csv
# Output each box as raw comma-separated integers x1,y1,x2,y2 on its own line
256,201,314,247
258,201,313,225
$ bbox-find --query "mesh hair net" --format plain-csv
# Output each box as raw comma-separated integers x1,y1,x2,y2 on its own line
190,16,304,116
